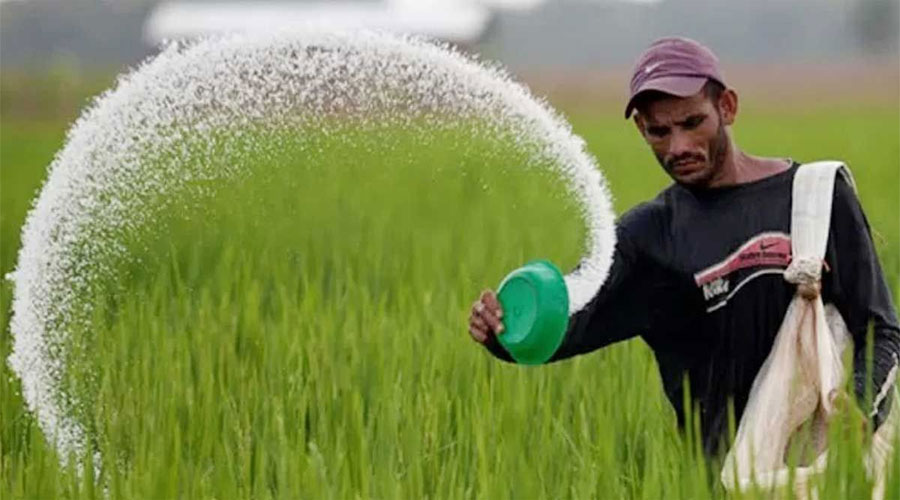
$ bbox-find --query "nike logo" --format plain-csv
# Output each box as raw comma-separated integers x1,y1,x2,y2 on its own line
760,242,778,250
644,62,660,74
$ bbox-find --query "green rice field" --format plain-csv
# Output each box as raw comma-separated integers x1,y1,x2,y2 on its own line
1,75,898,498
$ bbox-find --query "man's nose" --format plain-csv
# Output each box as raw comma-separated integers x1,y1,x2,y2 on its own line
668,130,694,158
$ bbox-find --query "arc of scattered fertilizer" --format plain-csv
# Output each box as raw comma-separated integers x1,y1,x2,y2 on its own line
7,30,616,463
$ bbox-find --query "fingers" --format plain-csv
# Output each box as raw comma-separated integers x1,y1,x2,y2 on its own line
469,324,487,343
469,300,489,344
480,290,503,319
479,307,504,335
471,313,488,332
476,290,504,333
470,290,504,338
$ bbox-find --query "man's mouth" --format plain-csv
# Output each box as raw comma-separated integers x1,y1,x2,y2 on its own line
671,160,704,174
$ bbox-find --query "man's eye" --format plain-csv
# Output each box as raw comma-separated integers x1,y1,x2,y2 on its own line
647,127,668,137
683,116,704,129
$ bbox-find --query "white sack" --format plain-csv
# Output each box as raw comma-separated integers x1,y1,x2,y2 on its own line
720,162,898,499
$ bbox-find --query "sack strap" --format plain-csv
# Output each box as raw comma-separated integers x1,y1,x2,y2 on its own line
784,161,856,298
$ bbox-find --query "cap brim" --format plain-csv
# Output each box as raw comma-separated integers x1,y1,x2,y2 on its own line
624,75,708,119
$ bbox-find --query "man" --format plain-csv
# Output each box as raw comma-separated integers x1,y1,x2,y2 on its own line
467,37,900,455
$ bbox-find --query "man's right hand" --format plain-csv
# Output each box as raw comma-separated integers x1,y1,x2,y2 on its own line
468,289,505,344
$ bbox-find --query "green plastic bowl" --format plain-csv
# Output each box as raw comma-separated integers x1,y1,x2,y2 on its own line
496,260,569,365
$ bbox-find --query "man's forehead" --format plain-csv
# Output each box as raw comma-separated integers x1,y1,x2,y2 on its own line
640,93,711,123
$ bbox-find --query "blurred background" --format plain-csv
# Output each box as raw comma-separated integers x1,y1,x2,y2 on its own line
1,0,898,121
1,3,898,497
2,0,898,295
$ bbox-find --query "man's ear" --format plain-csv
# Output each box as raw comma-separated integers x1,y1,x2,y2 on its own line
718,89,738,126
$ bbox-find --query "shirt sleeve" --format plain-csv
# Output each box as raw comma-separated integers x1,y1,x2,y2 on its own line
482,223,650,363
824,175,900,429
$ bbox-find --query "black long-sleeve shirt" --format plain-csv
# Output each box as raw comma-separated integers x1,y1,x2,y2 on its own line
485,162,900,455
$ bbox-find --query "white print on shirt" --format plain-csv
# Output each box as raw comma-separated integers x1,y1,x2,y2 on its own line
702,278,730,301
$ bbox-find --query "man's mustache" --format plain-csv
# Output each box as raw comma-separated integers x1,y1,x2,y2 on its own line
665,153,706,170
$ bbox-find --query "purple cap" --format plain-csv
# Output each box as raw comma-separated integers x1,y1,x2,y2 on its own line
624,37,726,119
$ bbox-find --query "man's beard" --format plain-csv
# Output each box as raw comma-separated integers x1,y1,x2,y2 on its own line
657,118,729,186
707,120,728,179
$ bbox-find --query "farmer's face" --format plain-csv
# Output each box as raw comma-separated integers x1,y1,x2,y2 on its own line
634,90,735,187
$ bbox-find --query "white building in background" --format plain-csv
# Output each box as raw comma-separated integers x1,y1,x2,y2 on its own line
143,1,547,46
2,0,895,71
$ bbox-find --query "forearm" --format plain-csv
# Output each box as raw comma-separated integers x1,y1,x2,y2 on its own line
483,334,515,363
826,175,900,429
852,324,900,429
480,296,639,364
479,224,648,364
